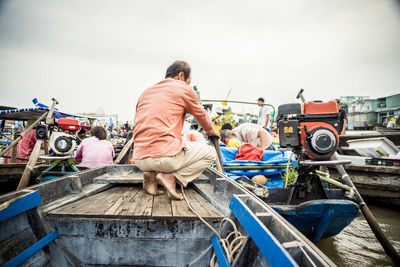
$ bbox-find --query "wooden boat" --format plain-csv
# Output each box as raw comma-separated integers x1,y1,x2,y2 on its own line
262,173,360,243
0,163,49,194
231,166,360,244
0,165,335,266
328,163,400,207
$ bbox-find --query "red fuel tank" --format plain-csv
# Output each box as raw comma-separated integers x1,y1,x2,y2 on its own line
303,101,338,114
57,118,80,132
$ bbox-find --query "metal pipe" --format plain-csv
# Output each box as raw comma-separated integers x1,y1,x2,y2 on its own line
332,152,400,265
296,88,306,103
201,99,276,117
299,160,351,166
315,170,353,193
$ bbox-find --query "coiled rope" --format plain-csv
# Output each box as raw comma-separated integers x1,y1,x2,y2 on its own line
180,185,246,266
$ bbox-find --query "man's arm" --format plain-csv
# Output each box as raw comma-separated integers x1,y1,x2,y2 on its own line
257,130,268,150
184,88,219,137
264,114,270,129
341,119,347,135
75,143,83,163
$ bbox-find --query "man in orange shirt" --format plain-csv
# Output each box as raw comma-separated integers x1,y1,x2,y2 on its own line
133,61,219,200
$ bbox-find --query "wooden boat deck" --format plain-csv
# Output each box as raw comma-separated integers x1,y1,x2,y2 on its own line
48,185,223,220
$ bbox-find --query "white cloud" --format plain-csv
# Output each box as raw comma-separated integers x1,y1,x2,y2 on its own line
0,0,399,121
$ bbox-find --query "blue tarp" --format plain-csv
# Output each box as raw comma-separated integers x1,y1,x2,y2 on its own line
220,147,297,188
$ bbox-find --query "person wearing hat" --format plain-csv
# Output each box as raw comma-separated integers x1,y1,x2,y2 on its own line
257,97,271,132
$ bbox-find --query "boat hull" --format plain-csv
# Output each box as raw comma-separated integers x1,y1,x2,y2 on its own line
272,200,360,243
0,165,336,266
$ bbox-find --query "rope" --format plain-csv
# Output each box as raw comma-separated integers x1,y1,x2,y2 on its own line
180,185,246,266
284,152,294,188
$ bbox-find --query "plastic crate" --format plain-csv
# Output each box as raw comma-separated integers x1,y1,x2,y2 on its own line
366,158,400,167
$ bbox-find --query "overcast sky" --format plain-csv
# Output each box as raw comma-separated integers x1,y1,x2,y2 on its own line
1,0,400,121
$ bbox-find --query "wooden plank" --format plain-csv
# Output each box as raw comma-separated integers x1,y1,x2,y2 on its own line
151,192,172,219
171,188,196,219
185,189,223,220
43,183,112,214
84,187,128,215
104,186,141,216
120,189,154,218
50,187,121,215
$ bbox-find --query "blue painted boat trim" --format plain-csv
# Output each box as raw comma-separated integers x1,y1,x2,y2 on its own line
229,195,299,267
0,190,42,222
272,200,360,242
211,234,231,267
3,230,58,267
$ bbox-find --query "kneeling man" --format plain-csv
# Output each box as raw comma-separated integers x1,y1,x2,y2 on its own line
220,123,273,150
133,61,219,200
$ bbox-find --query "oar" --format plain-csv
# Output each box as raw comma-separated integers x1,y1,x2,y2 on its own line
332,152,400,265
209,136,224,173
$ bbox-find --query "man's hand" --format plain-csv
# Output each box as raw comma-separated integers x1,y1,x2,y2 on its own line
207,130,221,139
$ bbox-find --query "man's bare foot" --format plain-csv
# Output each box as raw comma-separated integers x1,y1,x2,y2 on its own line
143,172,163,196
156,172,183,200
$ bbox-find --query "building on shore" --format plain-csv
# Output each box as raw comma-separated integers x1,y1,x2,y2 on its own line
339,93,400,130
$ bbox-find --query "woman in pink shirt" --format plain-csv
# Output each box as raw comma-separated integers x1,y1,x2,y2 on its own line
75,126,114,168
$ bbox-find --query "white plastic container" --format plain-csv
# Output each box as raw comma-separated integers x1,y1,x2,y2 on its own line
347,137,400,158
336,154,371,165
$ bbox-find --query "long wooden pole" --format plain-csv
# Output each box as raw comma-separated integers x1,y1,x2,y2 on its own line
16,98,59,190
209,136,224,173
114,137,134,164
332,152,400,265
0,111,48,158
45,98,59,125
11,129,19,163
17,140,42,190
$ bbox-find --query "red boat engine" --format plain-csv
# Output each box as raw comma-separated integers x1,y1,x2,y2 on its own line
277,101,341,160
36,118,81,155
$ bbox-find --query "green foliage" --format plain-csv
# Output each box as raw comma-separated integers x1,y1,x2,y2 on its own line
221,112,237,128
282,167,297,186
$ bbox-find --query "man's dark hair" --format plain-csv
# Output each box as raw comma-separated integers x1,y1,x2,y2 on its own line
91,126,107,140
165,60,191,80
221,123,233,131
220,129,233,144
257,97,265,103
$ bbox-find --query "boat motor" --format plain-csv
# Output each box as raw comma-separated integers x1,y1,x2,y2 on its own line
277,101,341,160
37,118,81,155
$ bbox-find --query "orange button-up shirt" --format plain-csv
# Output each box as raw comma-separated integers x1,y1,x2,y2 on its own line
133,78,216,160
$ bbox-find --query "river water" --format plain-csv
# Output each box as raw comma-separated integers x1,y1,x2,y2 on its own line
317,203,400,266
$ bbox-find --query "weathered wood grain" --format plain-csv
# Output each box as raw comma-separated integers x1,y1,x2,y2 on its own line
104,186,141,216
151,192,172,219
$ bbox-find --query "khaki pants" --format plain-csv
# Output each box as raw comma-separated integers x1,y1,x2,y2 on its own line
135,142,217,187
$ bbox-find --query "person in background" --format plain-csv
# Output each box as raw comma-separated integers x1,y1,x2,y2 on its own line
4,120,37,163
133,60,219,200
75,126,114,168
125,121,130,131
387,116,398,128
220,123,273,150
335,99,347,135
257,97,271,131
220,130,242,148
